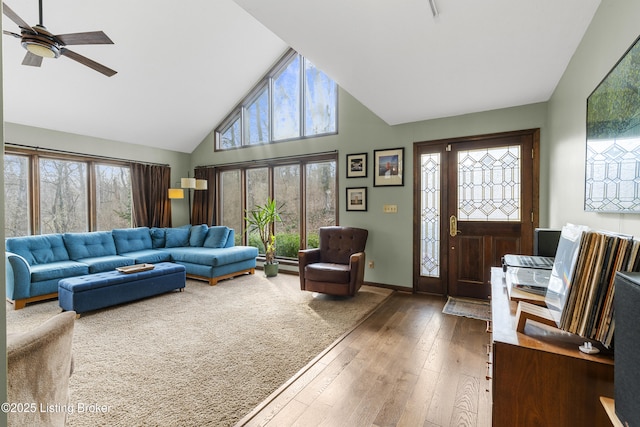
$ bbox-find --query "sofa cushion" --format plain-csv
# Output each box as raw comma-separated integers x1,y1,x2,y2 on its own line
189,224,208,247
6,234,70,266
165,246,258,267
304,262,351,284
76,255,134,274
119,249,171,264
203,226,231,249
149,228,166,248
112,227,152,254
63,232,117,260
165,228,190,248
30,261,89,282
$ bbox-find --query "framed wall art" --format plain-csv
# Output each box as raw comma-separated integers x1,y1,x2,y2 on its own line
346,187,367,211
374,148,404,186
585,34,640,212
346,153,368,178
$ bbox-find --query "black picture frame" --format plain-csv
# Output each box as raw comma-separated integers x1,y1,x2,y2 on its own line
346,187,367,211
373,148,404,186
346,153,368,178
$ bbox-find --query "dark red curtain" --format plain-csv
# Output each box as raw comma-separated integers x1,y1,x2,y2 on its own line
192,167,216,225
130,163,172,227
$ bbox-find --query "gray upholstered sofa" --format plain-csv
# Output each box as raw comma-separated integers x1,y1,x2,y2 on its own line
7,310,76,426
5,225,258,309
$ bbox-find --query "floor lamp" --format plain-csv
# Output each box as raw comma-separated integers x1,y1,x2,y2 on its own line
167,188,184,227
180,176,208,224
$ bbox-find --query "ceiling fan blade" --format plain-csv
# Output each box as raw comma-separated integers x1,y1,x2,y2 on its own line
60,48,116,77
2,3,35,32
3,29,21,38
55,31,114,46
22,51,43,67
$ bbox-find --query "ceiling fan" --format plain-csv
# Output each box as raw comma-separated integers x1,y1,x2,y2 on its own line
2,0,117,76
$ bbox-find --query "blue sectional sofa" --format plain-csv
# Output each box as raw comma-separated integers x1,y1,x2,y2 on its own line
5,225,258,309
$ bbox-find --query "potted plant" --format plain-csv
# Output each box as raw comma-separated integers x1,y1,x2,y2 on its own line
245,198,283,277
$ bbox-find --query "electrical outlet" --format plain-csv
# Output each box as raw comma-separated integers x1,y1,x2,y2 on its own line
383,204,398,213
368,261,374,269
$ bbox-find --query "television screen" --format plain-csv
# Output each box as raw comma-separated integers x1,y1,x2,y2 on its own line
614,272,640,426
534,228,561,257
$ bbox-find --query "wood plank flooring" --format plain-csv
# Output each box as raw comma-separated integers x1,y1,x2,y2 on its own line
238,292,492,427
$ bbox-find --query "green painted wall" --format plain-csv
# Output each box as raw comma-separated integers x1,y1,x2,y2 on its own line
547,0,640,235
192,90,547,289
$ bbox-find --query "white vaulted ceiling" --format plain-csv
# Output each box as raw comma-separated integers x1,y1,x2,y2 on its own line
2,0,601,153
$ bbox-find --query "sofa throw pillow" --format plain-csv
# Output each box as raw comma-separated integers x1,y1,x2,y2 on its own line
165,228,190,248
203,226,230,249
149,228,166,248
189,224,208,247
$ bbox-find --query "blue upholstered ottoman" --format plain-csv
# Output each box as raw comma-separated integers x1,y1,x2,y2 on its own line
58,262,186,316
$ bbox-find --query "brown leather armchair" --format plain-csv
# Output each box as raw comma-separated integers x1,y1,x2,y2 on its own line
299,226,368,296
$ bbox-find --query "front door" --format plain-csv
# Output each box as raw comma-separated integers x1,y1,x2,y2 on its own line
413,129,539,298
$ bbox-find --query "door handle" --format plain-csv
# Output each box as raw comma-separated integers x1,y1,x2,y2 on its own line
450,215,462,237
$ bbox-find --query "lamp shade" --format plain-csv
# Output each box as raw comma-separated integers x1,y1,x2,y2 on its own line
168,188,184,199
181,177,196,189
195,179,208,190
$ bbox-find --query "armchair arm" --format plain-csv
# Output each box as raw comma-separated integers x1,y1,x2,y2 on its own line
349,251,366,293
6,252,32,301
298,248,322,290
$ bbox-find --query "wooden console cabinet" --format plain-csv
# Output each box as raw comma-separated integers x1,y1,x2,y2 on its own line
490,268,614,426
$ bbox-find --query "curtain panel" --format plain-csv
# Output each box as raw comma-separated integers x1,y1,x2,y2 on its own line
130,163,172,228
192,167,216,225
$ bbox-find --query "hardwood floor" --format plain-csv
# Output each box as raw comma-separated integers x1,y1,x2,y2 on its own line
238,292,492,427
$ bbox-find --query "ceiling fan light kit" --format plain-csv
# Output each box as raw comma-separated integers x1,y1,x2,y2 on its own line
21,26,60,58
24,40,58,58
3,0,117,76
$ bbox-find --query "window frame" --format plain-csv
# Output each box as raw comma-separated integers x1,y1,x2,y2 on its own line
243,82,270,146
38,156,90,234
214,152,339,262
4,153,32,236
4,146,135,235
215,49,338,151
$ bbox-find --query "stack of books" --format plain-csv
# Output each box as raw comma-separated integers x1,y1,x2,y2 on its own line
558,230,640,348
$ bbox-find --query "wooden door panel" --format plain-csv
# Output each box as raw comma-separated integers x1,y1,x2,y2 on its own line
456,235,484,283
451,222,524,298
414,129,539,298
447,132,535,299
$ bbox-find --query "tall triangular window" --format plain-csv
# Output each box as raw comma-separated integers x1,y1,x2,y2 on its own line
216,49,337,150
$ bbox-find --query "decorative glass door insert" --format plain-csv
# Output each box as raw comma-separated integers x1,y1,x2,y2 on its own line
457,145,521,222
420,152,441,278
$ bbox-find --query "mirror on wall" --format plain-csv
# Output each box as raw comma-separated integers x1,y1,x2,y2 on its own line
585,34,640,213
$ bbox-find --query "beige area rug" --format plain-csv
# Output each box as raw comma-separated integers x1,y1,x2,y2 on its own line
442,296,491,322
6,273,392,427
